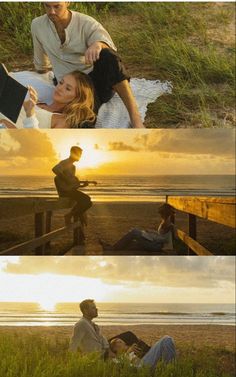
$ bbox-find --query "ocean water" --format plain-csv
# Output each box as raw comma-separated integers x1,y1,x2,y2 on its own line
0,175,234,202
0,302,235,327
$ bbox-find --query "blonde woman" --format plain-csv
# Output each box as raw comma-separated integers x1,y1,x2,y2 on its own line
0,71,96,129
110,334,176,370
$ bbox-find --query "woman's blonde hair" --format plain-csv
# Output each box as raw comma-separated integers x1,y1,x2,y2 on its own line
62,71,96,128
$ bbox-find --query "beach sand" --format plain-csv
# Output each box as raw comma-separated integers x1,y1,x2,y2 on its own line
0,202,234,255
0,324,235,351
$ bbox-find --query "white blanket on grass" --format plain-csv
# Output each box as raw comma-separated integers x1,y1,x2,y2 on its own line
10,71,172,128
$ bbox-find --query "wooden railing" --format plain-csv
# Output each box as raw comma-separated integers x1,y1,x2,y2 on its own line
0,197,84,255
166,196,236,255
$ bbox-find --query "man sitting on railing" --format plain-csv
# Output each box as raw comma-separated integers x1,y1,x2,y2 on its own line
52,146,96,228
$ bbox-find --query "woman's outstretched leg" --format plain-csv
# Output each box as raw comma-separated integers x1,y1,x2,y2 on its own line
139,336,176,369
100,228,144,251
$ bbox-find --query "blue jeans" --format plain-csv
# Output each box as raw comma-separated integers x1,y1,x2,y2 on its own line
112,228,163,252
139,336,176,369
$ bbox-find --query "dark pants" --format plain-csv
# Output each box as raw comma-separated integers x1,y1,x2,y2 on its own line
112,228,163,252
89,48,130,110
61,190,92,217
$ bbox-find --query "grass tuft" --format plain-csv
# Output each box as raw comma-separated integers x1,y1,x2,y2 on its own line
0,333,235,377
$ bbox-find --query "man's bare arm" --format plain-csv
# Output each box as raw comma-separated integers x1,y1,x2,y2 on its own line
85,41,110,65
52,162,67,177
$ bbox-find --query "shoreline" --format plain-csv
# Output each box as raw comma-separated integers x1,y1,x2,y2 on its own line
1,323,235,327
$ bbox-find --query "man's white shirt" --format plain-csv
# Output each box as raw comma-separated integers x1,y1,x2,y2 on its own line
31,11,116,80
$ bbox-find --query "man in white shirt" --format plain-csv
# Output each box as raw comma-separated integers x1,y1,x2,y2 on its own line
31,2,144,128
69,299,111,357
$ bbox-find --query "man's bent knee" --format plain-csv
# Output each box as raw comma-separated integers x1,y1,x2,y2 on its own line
99,48,119,61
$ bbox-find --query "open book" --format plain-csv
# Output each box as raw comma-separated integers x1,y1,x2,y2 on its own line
0,64,28,123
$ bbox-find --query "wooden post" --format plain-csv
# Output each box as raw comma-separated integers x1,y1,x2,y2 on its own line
188,214,197,254
45,211,52,249
34,212,45,255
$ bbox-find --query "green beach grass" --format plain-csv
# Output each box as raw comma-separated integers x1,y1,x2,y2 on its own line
0,332,235,377
0,2,235,128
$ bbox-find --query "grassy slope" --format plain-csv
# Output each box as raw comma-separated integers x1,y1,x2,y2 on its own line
0,2,235,128
0,332,235,377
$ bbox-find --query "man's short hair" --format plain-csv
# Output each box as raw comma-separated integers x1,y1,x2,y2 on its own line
70,146,83,155
80,299,94,314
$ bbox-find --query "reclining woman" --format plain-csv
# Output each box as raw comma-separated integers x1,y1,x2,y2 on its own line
109,332,176,370
0,70,96,129
99,203,177,254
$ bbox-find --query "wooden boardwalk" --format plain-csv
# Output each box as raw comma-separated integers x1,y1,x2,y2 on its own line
166,196,235,255
0,197,84,255
0,196,235,256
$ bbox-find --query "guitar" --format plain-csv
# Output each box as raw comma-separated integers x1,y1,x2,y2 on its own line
54,175,97,193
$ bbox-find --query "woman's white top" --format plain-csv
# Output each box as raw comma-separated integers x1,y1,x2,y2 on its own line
0,105,53,129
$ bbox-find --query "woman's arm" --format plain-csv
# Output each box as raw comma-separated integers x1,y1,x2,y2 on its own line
126,343,142,355
23,86,38,118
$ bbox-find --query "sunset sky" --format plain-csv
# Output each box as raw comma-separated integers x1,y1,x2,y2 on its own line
0,256,234,310
0,129,235,176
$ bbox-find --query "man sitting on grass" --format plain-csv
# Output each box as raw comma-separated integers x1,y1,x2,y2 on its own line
31,2,144,128
69,299,112,357
69,299,176,370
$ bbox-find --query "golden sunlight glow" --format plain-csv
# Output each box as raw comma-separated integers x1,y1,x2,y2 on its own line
57,136,114,169
0,272,121,304
1,130,235,176
0,258,235,304
38,298,57,312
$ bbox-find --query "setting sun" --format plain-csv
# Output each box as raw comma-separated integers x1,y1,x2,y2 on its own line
56,135,114,169
38,298,57,312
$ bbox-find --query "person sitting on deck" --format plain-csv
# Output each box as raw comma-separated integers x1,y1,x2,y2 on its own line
52,146,96,228
99,203,177,253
